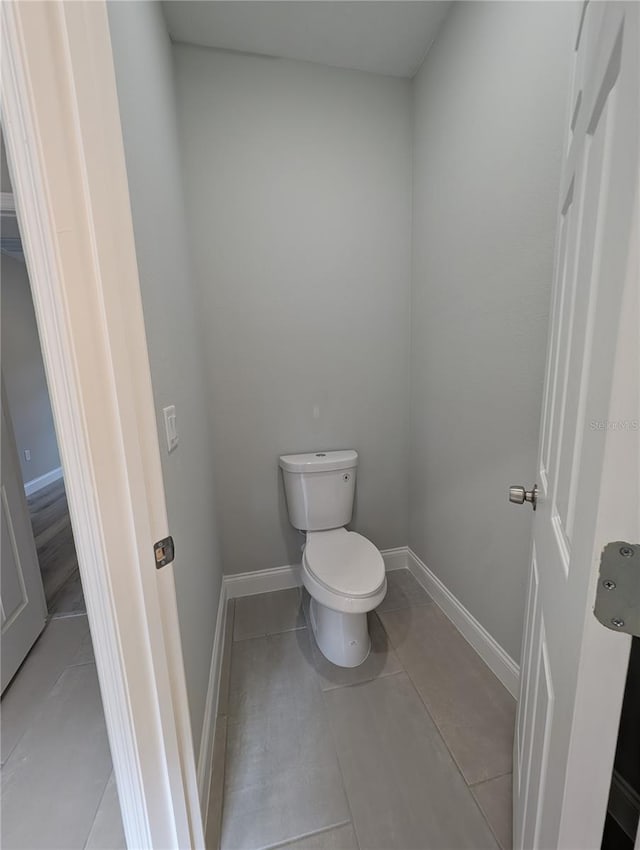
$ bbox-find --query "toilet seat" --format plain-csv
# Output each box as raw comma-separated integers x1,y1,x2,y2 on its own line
302,529,386,612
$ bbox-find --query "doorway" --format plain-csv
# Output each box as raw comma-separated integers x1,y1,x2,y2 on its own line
1,151,85,620
1,128,125,850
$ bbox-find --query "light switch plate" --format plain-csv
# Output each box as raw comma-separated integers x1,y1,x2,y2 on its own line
163,405,178,453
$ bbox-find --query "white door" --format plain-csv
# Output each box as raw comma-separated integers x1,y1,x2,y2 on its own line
1,378,47,692
514,2,639,848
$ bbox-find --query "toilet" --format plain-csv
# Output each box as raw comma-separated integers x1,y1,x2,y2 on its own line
279,450,386,667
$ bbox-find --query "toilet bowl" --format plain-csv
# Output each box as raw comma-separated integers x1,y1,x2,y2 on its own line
279,449,387,667
302,528,386,667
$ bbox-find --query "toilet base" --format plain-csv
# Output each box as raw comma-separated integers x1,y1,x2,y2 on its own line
309,597,371,668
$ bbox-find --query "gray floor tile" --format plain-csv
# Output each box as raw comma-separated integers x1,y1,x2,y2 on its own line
226,683,340,794
379,605,515,785
222,631,349,850
472,773,513,850
234,588,305,641
324,673,498,850
279,824,359,850
222,767,350,850
1,664,113,849
309,612,403,691
228,628,316,715
1,615,90,764
205,716,227,850
69,628,95,666
50,570,86,618
375,569,432,613
84,772,126,850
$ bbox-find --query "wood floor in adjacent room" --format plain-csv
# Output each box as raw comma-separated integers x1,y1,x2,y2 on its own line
27,477,86,618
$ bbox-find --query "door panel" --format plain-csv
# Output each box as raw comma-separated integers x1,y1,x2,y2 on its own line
1,380,47,692
1,489,31,623
515,3,639,848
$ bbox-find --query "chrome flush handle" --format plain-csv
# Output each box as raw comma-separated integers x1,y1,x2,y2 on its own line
509,484,538,511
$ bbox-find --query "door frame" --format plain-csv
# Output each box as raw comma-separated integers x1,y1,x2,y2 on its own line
1,2,203,847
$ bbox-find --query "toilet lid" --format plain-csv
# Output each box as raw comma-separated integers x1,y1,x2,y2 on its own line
304,529,385,598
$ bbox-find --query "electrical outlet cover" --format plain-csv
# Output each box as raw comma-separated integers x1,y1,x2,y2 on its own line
162,405,178,453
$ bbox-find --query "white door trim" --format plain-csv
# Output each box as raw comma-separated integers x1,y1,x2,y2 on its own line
1,2,203,847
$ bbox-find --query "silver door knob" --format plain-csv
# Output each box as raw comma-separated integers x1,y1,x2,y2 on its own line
509,484,538,510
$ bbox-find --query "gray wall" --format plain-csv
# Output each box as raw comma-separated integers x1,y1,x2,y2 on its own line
107,1,223,757
173,46,413,575
1,253,60,483
410,1,574,661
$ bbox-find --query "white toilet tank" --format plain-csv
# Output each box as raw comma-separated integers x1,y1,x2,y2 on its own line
279,450,358,531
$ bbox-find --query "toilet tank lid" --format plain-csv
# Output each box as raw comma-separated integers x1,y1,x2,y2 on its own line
279,450,358,473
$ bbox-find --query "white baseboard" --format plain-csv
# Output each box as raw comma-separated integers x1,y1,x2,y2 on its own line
406,548,520,697
224,563,302,599
24,465,63,496
381,546,409,571
196,582,228,814
223,547,409,599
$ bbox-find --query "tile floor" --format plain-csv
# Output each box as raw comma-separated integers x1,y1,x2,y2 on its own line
213,570,515,850
0,615,125,849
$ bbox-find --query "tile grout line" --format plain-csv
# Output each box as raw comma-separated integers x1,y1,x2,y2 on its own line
49,610,88,621
375,607,506,847
82,769,113,850
469,777,511,850
1,622,92,767
259,820,355,850
376,600,512,787
469,769,513,789
318,684,363,850
274,593,361,850
231,624,308,644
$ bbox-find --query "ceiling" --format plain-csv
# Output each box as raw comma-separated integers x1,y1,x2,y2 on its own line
162,2,452,78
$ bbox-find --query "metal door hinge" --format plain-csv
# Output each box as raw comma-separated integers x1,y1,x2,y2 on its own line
594,542,640,636
154,536,175,569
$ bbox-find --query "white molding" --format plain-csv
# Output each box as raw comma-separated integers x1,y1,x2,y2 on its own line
24,465,63,496
406,548,520,697
381,546,409,571
197,583,228,818
224,562,302,598
223,547,409,599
